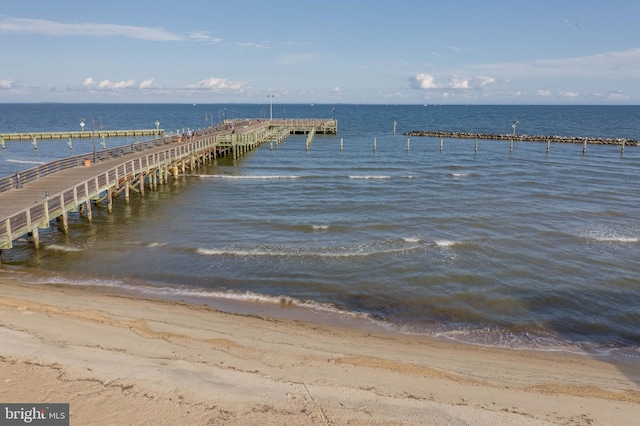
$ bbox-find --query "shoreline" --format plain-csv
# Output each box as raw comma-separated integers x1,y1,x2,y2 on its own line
1,268,639,425
6,265,639,360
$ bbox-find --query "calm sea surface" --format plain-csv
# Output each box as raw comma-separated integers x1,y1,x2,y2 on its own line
1,104,639,357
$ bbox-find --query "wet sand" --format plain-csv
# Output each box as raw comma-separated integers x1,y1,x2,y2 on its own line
1,269,638,425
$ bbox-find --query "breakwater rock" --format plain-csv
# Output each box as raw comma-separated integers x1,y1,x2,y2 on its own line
404,131,638,146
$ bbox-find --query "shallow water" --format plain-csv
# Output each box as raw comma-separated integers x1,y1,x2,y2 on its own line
2,104,639,357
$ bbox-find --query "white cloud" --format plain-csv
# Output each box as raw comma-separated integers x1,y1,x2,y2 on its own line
559,91,580,99
187,32,222,43
605,91,630,101
188,77,248,91
97,80,136,90
410,73,496,90
82,77,156,90
139,78,158,90
0,17,219,42
409,73,438,89
0,79,15,89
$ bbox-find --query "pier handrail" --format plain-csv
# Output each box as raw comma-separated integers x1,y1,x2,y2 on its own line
0,117,337,250
0,134,220,249
0,135,178,194
0,124,247,195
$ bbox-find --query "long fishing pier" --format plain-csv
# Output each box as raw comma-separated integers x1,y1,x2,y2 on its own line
0,118,336,252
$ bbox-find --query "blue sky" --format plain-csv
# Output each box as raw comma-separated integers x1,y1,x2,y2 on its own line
1,1,639,104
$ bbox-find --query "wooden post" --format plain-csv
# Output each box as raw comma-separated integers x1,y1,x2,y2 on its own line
57,194,67,233
124,181,130,204
107,188,113,214
32,228,40,249
151,170,156,190
139,173,145,196
85,199,93,222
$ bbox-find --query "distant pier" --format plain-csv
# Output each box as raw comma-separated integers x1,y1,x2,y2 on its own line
404,130,638,146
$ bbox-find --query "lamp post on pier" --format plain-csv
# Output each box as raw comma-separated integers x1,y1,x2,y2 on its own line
267,94,274,121
205,112,214,131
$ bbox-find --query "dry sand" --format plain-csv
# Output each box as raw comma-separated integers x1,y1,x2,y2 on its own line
1,268,638,425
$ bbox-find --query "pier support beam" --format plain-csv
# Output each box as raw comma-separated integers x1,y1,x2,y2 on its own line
31,228,40,249
107,188,113,214
85,199,93,222
57,211,69,234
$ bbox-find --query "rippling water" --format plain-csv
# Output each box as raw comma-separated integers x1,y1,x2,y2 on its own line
1,104,639,357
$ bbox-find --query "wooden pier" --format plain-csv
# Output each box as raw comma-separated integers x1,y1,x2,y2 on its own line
0,129,164,142
0,118,336,251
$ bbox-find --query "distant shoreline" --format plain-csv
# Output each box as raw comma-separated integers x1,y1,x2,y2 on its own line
405,130,638,145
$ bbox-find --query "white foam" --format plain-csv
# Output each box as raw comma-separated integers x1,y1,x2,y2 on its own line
434,239,458,248
196,241,420,258
403,237,421,243
44,244,83,252
24,274,374,322
205,174,301,180
147,242,168,248
579,229,639,243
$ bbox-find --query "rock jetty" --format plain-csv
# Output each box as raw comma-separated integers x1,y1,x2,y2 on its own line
404,131,638,146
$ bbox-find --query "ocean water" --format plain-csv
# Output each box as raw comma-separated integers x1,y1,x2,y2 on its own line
1,104,639,357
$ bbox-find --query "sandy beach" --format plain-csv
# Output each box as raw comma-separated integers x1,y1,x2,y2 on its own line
0,268,638,425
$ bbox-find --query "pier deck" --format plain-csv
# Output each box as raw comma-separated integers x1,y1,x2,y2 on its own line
0,118,336,251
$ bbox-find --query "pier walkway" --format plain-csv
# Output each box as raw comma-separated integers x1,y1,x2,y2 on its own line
0,118,336,251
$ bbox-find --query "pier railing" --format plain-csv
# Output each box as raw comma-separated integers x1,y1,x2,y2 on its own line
0,135,219,249
0,134,180,195
0,118,337,250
